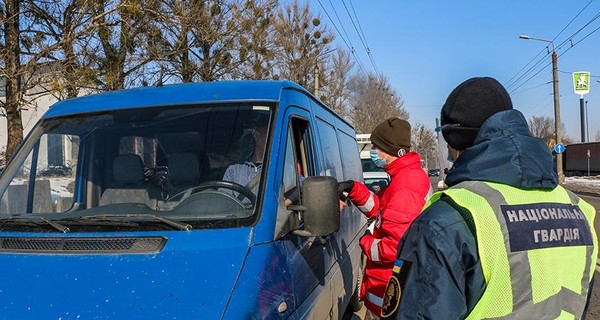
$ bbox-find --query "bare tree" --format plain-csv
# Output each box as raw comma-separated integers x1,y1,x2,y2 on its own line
0,0,116,161
528,115,570,147
26,0,99,99
0,0,24,160
595,131,600,142
272,0,333,90
528,116,554,146
347,72,408,134
411,123,437,169
319,47,352,116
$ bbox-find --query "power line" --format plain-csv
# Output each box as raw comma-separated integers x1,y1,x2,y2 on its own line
509,9,600,94
316,0,367,74
555,10,600,51
555,0,596,43
511,82,551,96
326,0,354,53
558,22,600,56
506,49,547,90
506,0,597,91
508,59,552,95
507,52,552,92
341,0,379,75
348,0,368,45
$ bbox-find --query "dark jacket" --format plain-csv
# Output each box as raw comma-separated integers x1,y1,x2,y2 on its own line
390,110,563,319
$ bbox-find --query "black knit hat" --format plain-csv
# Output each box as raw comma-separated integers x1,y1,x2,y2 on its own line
441,77,513,150
370,118,411,156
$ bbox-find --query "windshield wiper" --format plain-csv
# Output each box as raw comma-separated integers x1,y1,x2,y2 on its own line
78,214,192,231
0,216,70,233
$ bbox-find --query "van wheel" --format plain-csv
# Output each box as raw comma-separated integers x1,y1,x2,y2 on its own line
348,261,364,312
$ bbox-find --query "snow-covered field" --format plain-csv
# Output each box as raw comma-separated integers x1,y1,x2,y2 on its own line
564,176,600,195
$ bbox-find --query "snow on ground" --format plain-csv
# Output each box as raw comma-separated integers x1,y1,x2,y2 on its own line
564,176,600,196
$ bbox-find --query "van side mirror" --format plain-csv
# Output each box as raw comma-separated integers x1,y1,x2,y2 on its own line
290,176,340,237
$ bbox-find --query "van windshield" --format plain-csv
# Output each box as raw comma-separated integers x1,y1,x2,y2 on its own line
0,103,273,232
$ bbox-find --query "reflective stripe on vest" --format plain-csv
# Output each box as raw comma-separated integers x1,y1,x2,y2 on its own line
433,181,598,320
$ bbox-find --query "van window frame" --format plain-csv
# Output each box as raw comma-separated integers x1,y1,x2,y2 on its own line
274,113,316,239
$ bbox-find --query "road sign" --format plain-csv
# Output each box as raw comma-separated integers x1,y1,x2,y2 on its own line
554,143,566,154
573,71,590,95
587,149,591,158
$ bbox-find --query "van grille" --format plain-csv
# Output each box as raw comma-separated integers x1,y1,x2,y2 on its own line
0,237,166,254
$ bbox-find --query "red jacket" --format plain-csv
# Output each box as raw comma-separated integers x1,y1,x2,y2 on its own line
349,152,431,316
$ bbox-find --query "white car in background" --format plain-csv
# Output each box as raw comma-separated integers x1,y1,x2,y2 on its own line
361,158,390,194
357,133,390,193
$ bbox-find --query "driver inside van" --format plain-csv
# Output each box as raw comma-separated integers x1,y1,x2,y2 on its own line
222,118,268,199
222,115,302,207
222,115,304,207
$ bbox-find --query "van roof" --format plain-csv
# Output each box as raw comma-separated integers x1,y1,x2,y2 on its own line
43,80,308,118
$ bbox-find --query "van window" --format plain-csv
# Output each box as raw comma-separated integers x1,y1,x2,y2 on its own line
337,131,363,181
0,134,79,214
0,103,273,231
315,118,343,179
276,117,313,237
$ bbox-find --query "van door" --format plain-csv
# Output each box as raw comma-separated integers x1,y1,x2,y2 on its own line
275,108,333,316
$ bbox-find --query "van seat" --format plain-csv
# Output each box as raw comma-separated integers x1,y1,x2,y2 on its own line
100,154,155,208
168,152,200,189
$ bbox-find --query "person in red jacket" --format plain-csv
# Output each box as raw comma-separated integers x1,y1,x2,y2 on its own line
339,118,431,318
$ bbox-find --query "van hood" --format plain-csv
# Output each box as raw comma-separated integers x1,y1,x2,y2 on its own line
0,228,252,319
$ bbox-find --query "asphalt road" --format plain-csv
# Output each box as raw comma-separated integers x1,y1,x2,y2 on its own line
579,193,600,319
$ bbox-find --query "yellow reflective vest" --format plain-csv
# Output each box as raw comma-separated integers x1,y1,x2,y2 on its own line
426,181,598,319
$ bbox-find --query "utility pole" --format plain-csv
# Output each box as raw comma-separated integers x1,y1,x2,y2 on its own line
551,49,564,183
313,48,338,99
314,64,319,98
520,35,563,183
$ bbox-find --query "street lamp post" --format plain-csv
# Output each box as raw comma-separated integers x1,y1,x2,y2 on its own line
519,35,564,183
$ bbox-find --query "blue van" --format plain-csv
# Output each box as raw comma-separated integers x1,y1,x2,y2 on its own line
0,81,367,319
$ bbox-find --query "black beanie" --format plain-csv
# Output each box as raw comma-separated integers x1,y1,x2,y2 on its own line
370,118,411,156
441,77,513,150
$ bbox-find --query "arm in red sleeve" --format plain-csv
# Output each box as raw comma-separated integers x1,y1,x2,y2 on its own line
360,189,426,263
347,181,380,219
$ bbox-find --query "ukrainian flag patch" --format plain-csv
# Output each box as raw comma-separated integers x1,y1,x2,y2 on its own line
392,258,403,273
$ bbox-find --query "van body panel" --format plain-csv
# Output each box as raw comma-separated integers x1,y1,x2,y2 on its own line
43,81,299,118
0,229,251,319
0,81,365,319
224,241,296,319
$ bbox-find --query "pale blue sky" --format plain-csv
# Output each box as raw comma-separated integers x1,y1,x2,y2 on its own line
313,0,600,141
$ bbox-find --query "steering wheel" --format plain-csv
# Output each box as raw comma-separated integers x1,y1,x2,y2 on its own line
188,180,256,204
